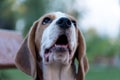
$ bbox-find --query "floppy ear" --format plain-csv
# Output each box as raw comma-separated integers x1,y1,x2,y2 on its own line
76,28,89,80
15,21,39,79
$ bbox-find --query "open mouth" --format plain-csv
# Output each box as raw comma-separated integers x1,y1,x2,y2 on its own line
55,34,68,45
44,34,71,61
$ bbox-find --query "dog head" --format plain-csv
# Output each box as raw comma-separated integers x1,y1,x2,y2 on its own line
15,12,89,80
40,12,78,65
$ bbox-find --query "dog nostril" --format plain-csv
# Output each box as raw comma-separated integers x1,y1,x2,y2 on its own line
66,19,71,26
56,17,71,29
57,18,63,25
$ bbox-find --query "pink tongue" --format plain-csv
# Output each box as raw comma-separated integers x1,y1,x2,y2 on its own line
44,53,49,58
44,53,49,62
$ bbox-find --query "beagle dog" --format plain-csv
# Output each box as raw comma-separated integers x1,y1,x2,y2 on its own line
15,12,89,80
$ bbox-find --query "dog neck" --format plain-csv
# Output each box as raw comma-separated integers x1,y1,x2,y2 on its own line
42,62,75,80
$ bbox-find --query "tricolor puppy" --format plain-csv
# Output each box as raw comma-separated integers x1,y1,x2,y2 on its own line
15,12,89,80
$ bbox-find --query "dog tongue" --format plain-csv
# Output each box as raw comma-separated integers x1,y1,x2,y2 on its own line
44,53,49,58
44,53,49,62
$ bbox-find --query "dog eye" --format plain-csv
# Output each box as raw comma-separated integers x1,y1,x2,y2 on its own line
42,17,52,25
71,20,77,27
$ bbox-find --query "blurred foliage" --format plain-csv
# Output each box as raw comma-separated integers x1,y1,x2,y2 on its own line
0,0,47,35
0,0,15,30
19,0,46,35
85,28,120,62
12,0,46,35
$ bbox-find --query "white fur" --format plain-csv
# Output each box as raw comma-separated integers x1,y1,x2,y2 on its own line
43,63,75,80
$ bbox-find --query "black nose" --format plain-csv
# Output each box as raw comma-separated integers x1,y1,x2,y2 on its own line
56,17,71,29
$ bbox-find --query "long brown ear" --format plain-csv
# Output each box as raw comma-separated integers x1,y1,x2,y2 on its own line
15,21,39,78
76,28,89,80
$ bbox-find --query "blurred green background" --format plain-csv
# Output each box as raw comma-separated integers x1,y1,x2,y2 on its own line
0,0,120,80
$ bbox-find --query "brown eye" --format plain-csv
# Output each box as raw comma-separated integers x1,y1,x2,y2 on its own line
42,17,52,25
71,20,77,27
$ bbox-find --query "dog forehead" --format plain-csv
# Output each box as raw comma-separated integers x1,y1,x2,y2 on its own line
53,12,76,21
53,12,67,18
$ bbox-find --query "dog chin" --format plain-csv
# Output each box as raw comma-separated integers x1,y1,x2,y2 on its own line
43,47,70,64
52,46,69,63
53,49,69,64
